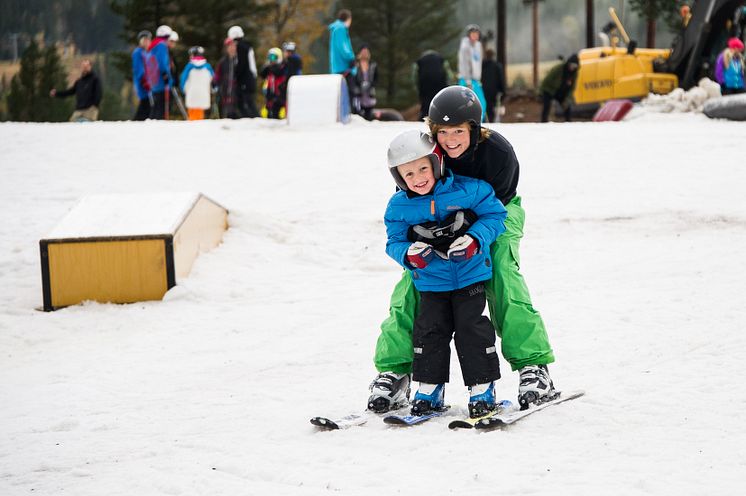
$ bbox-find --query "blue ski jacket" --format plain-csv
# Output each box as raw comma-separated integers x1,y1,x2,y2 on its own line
328,20,355,74
147,38,172,93
132,46,149,100
384,171,507,292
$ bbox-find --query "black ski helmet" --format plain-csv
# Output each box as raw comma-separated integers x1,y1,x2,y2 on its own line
428,85,482,127
188,46,205,57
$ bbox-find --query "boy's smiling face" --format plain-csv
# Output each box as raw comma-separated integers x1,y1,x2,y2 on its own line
397,157,435,195
436,123,471,158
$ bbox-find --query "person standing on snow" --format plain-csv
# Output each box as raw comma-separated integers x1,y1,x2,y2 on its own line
328,8,356,106
413,50,453,121
227,25,259,118
282,41,303,77
539,54,579,122
131,30,152,120
384,129,507,418
180,46,214,120
328,9,355,76
715,37,745,95
259,47,288,119
349,44,378,120
50,58,102,122
214,37,239,119
145,25,174,119
481,48,506,123
457,24,487,122
368,86,557,414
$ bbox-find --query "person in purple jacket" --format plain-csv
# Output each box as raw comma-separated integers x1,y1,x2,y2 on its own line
384,129,507,418
714,37,745,95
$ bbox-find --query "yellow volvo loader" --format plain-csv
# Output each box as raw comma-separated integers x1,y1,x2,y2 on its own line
574,0,746,107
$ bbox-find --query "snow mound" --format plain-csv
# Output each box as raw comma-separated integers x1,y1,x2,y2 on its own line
642,78,721,113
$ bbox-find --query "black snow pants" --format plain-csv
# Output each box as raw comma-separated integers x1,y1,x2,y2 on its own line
413,282,501,387
149,91,166,120
134,98,151,121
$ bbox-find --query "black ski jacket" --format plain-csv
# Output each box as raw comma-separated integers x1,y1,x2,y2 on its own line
56,71,102,110
234,38,257,91
481,59,506,102
416,51,448,102
444,130,519,206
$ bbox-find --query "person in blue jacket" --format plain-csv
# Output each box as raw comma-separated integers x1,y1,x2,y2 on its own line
384,129,507,418
146,25,175,119
328,9,355,75
132,30,152,120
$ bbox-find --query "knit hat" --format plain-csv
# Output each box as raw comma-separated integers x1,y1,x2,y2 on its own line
728,37,744,51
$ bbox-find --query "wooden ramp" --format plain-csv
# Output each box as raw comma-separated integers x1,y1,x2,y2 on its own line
40,192,228,311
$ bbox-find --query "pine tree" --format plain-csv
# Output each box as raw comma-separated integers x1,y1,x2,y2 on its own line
7,41,71,122
628,0,681,47
336,0,461,108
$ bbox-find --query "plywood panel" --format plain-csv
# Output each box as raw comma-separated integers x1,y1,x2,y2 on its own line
47,238,168,308
173,196,228,279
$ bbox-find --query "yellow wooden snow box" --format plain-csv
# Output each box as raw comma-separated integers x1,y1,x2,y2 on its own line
40,192,228,311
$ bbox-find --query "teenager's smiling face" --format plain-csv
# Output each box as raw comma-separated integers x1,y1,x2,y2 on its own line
397,157,435,195
436,123,471,158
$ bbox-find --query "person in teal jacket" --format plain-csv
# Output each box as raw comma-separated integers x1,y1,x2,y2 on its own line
385,129,507,417
328,9,355,75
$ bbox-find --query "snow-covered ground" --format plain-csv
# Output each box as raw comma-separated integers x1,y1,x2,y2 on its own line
1,111,745,495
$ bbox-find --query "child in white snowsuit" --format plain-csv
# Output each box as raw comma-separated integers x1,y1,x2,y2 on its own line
179,46,214,120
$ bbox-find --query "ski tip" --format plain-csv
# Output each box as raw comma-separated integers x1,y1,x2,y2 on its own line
448,420,475,429
310,417,340,430
474,417,505,430
383,416,409,426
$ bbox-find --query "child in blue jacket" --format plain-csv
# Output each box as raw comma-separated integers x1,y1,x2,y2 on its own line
384,130,507,417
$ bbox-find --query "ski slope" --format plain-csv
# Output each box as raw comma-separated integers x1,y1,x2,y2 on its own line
1,111,745,495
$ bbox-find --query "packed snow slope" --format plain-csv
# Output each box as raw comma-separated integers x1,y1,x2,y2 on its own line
1,112,745,495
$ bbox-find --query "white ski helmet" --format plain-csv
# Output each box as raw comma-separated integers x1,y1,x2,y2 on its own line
228,25,244,39
387,130,443,191
169,31,179,42
156,25,172,38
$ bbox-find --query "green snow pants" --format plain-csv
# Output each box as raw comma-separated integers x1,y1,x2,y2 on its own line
374,196,555,373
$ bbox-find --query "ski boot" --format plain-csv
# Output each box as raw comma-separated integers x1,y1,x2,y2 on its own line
518,364,556,410
468,381,497,418
367,372,411,413
410,383,445,416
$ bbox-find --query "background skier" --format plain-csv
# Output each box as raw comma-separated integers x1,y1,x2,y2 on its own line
180,46,214,120
413,49,452,121
349,44,377,120
282,41,303,77
227,25,259,118
145,25,174,119
714,37,745,95
49,58,102,122
457,24,487,122
131,30,152,121
214,37,239,119
260,47,287,119
481,48,506,123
